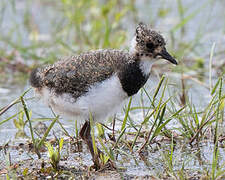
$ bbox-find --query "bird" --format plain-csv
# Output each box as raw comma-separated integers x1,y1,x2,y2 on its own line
29,22,177,169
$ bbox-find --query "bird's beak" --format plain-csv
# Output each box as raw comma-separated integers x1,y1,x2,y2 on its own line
159,48,178,65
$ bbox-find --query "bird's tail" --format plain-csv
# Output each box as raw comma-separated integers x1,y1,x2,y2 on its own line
29,68,43,88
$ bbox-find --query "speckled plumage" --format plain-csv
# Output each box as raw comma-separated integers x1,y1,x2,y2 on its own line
29,23,178,168
30,22,177,122
31,49,140,99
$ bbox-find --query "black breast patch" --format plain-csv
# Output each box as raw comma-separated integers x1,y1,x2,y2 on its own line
118,61,149,96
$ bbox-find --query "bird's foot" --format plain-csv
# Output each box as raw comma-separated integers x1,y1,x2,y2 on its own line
80,121,116,171
90,154,116,171
98,158,116,172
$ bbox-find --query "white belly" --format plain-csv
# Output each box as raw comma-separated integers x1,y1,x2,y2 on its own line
35,74,128,126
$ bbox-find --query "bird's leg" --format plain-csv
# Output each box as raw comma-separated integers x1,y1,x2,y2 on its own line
79,121,101,169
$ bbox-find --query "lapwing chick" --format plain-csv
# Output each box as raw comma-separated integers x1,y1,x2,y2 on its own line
29,22,177,169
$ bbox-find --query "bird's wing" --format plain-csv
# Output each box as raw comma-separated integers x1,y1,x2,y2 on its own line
40,50,127,98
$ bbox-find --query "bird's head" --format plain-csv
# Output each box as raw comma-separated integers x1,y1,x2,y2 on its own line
130,22,177,65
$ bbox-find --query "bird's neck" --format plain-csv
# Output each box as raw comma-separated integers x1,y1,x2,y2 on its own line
118,55,154,97
138,57,155,76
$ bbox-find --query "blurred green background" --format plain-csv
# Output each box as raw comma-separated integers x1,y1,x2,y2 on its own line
0,1,225,178
0,0,224,85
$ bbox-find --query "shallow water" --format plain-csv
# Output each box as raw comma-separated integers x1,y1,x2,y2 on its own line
0,73,212,142
0,0,225,178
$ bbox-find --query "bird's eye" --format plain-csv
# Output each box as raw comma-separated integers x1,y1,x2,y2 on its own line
146,42,154,50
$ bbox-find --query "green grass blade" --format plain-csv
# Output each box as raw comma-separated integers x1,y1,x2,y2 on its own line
37,116,58,149
0,110,23,126
113,127,126,149
121,97,132,131
89,113,98,155
209,43,216,92
59,138,64,152
212,78,223,179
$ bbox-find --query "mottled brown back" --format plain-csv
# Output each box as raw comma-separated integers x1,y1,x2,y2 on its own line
30,49,131,99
